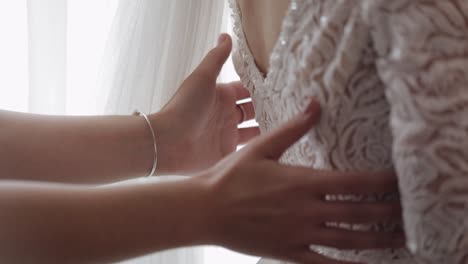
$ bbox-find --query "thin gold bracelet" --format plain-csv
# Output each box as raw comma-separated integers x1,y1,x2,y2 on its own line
133,110,158,177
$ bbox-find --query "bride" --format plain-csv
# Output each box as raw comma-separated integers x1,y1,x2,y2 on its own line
229,0,468,263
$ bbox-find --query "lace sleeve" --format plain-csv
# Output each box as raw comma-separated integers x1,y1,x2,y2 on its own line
367,0,468,263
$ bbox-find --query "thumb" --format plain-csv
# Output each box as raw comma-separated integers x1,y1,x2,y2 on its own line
193,33,232,82
254,100,321,160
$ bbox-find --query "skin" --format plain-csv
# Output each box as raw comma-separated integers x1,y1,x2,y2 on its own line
236,0,290,75
0,35,257,183
0,35,403,264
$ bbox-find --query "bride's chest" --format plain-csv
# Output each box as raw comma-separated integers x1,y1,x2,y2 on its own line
250,54,393,172
232,0,393,170
235,0,290,74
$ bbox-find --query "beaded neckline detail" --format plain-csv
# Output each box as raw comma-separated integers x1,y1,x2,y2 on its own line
229,0,299,96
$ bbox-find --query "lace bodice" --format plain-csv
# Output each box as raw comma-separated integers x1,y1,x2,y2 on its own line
230,0,468,263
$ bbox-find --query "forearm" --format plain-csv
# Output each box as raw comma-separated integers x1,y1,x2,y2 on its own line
0,178,209,264
0,110,165,184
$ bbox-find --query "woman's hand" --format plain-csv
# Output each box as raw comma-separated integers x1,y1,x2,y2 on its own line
196,100,404,264
0,99,402,264
150,34,258,175
0,34,251,182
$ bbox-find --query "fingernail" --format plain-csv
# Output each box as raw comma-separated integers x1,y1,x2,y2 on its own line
218,34,228,46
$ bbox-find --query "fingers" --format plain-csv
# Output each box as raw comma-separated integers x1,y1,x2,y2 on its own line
236,102,255,124
312,228,405,250
253,100,321,159
229,81,251,100
283,167,398,194
218,81,251,100
320,201,402,223
313,170,398,194
317,170,398,194
193,33,232,81
238,126,261,145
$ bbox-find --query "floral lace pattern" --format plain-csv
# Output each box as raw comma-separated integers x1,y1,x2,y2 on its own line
230,0,468,263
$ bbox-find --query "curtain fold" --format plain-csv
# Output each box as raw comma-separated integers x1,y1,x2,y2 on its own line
98,1,226,263
22,0,117,115
99,0,225,114
27,0,68,114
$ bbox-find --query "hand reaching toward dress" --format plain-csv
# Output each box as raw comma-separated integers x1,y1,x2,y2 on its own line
0,88,403,264
152,33,404,263
150,33,259,175
196,100,404,264
0,33,256,182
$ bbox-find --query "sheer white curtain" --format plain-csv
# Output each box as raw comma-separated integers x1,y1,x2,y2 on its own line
99,0,226,115
27,0,67,114
0,0,117,115
99,1,225,263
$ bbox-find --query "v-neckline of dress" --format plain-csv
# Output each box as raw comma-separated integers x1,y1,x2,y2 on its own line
229,0,299,93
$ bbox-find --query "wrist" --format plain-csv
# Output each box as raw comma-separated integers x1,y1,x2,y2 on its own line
148,110,192,176
89,179,210,258
180,174,216,246
144,175,216,247
187,170,223,245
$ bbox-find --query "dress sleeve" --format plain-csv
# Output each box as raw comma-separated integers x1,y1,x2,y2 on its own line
366,0,468,263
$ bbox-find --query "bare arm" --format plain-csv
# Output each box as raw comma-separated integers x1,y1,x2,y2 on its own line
0,110,157,184
0,35,259,184
0,179,208,264
0,101,404,264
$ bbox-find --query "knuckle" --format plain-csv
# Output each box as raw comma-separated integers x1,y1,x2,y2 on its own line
196,68,215,82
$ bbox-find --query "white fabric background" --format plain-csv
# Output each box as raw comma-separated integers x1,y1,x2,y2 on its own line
99,0,226,115
0,0,118,115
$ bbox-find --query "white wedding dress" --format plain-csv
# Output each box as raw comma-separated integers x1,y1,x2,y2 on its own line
230,0,468,263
